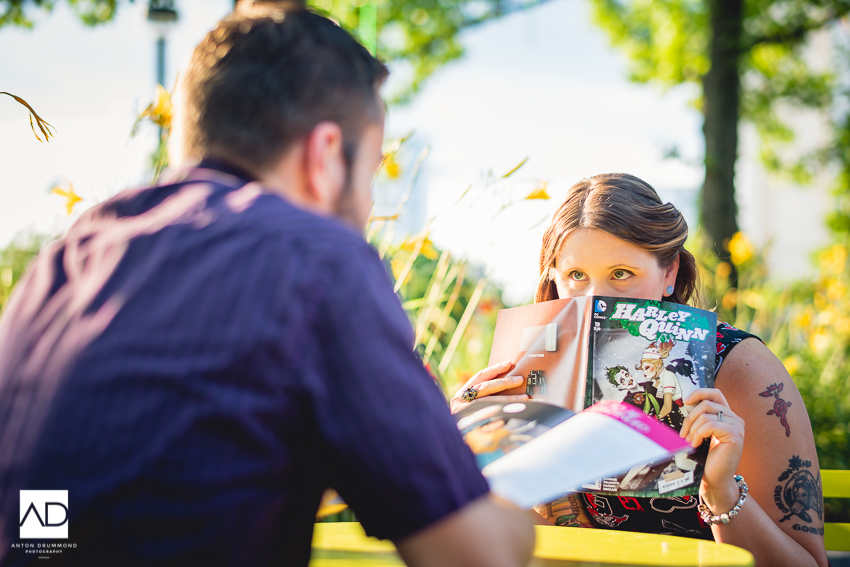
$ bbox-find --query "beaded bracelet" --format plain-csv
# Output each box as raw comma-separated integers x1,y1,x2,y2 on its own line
698,474,748,525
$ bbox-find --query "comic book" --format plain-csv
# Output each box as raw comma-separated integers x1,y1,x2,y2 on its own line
486,296,717,498
454,399,691,510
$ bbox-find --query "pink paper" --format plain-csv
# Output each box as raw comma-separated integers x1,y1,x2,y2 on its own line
584,400,690,453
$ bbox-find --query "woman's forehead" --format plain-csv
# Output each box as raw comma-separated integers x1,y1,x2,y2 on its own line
556,228,656,267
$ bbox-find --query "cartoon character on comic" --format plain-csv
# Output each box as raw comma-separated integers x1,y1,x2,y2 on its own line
635,340,689,431
605,365,660,417
603,343,698,489
667,357,697,385
603,365,672,490
587,297,715,496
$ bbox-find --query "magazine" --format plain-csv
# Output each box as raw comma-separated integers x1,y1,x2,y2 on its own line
486,296,717,498
454,399,692,509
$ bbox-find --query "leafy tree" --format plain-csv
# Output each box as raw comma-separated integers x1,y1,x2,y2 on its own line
1,0,126,27
825,46,850,241
302,0,556,101
3,0,552,101
589,0,848,263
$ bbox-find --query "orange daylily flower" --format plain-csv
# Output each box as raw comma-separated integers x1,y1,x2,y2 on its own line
52,184,82,215
400,232,439,261
524,183,550,200
139,85,173,130
383,153,402,179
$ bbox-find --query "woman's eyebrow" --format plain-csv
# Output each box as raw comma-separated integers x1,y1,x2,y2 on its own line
605,264,640,270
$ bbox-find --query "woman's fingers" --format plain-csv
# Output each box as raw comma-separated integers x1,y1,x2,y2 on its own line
474,374,525,397
685,415,744,448
680,388,734,439
680,400,726,439
680,403,741,441
683,387,729,408
450,374,524,414
459,360,515,391
450,362,522,414
477,395,530,403
682,404,743,444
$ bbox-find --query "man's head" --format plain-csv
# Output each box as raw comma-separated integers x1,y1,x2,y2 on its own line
179,2,388,228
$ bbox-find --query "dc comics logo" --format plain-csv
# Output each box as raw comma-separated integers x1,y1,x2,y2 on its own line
20,490,68,539
595,300,607,313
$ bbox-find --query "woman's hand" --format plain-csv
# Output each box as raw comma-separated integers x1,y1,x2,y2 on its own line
679,388,745,513
450,361,528,414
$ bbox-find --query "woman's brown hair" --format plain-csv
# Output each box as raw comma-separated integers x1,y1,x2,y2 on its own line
535,173,700,306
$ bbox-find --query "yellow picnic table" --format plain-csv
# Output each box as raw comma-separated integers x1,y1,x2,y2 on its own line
310,522,755,567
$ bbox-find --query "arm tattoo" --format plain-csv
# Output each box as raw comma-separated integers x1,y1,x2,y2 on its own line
774,456,824,536
759,382,792,437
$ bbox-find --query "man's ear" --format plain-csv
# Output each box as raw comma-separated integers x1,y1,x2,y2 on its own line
303,121,346,212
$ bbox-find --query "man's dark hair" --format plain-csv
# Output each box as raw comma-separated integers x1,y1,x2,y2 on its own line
181,2,389,174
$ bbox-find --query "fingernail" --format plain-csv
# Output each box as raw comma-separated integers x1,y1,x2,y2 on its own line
501,361,512,367
511,375,523,383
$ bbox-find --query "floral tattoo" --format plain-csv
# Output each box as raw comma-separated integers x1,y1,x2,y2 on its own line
759,382,792,437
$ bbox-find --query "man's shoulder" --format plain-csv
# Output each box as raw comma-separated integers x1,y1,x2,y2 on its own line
106,165,375,260
236,189,380,274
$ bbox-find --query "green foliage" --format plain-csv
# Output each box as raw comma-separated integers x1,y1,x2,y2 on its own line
691,232,850,476
589,0,844,181
825,46,850,240
743,40,833,183
2,0,547,102
367,141,537,397
313,0,555,102
369,222,505,397
0,234,45,312
0,0,127,28
590,0,710,86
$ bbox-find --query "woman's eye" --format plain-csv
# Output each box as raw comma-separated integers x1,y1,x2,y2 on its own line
569,271,587,281
612,269,633,280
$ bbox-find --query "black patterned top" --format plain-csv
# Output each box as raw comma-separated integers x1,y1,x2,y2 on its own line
538,323,761,539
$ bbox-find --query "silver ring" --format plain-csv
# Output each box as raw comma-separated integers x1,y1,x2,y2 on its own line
461,387,479,403
717,410,724,423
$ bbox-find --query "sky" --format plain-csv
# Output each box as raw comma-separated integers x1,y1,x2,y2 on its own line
381,0,705,303
0,0,707,305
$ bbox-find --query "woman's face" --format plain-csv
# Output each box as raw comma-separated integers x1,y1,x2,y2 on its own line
552,228,678,301
641,361,660,380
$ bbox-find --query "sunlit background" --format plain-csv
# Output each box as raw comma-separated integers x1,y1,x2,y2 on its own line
2,1,850,529
2,0,839,304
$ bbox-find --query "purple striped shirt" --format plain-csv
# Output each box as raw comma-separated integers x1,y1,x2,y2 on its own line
0,160,488,566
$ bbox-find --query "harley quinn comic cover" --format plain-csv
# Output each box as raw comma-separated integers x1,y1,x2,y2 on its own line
487,296,717,498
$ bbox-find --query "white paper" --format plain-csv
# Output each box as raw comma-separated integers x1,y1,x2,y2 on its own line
481,412,675,509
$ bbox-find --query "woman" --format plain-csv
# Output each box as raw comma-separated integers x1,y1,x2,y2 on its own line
451,174,828,567
636,340,685,429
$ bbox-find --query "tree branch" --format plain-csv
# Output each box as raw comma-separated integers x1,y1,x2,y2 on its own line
748,5,850,50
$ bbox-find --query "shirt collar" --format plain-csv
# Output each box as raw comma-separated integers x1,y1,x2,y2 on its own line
195,157,257,183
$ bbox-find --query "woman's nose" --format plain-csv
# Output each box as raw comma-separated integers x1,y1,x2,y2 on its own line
586,281,612,297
